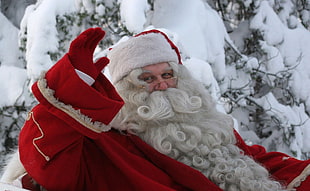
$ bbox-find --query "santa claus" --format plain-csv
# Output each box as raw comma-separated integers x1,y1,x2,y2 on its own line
1,28,309,191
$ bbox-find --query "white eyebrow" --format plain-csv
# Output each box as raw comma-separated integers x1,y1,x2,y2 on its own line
140,69,152,73
141,66,173,73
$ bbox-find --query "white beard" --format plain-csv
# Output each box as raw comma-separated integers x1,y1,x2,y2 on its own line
113,65,286,191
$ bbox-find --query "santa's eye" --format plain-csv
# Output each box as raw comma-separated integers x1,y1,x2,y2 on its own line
139,74,155,83
162,70,174,79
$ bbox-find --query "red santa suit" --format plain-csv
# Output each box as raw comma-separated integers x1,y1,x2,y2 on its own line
19,29,310,191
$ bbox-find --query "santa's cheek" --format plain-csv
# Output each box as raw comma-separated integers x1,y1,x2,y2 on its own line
146,84,155,92
168,81,177,88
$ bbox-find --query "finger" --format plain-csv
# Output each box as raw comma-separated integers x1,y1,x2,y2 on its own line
94,57,110,72
69,34,87,51
70,28,105,50
71,28,97,48
85,28,105,50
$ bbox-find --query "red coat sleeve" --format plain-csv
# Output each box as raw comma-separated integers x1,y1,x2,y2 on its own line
234,130,310,190
30,54,124,139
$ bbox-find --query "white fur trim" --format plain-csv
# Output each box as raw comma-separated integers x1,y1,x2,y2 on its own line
108,32,179,84
287,164,310,189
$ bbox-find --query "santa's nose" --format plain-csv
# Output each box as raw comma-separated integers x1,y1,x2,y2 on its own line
155,80,169,91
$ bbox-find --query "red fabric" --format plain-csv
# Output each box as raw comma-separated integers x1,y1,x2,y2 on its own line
234,130,310,190
21,174,41,191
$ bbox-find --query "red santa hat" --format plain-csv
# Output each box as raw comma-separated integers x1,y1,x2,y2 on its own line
108,30,182,84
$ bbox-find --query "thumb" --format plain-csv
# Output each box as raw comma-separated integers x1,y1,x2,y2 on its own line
94,57,110,73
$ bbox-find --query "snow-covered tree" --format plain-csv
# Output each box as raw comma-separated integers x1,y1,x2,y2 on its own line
207,0,310,159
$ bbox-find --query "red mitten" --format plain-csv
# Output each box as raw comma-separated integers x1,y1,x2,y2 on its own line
68,27,107,79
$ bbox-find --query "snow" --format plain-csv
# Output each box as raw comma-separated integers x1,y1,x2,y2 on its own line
120,0,149,33
151,0,228,82
21,0,77,84
0,12,21,67
0,66,28,107
0,182,28,191
0,0,310,188
251,1,310,112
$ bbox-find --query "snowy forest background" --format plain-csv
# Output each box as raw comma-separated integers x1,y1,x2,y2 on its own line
0,0,310,175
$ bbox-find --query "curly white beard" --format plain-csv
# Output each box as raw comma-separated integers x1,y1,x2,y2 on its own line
113,65,286,191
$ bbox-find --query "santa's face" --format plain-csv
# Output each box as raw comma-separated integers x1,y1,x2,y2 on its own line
113,63,228,131
138,62,177,92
